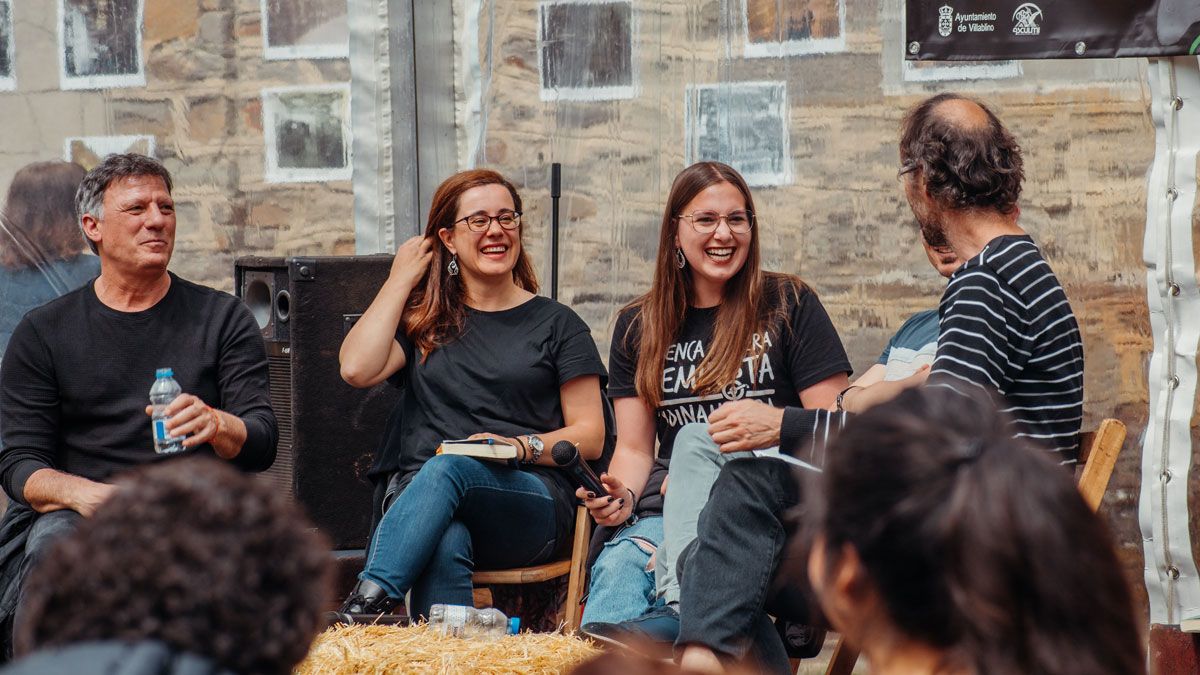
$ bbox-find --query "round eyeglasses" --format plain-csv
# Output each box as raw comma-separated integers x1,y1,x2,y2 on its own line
454,211,522,232
677,210,755,234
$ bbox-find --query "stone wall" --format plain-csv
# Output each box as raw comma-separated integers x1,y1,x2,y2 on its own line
0,0,355,290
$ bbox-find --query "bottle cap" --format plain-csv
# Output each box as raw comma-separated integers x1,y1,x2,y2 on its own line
156,368,173,378
507,617,520,635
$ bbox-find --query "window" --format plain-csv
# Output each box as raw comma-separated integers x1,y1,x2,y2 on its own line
261,0,349,60
743,0,845,58
59,0,145,90
64,135,156,169
539,0,635,101
0,0,14,91
687,81,791,187
262,84,352,183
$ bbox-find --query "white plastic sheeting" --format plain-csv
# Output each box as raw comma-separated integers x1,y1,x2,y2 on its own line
348,0,398,254
1139,55,1200,628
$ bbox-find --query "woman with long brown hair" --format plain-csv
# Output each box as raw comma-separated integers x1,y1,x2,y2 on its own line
333,169,607,621
578,162,850,645
0,161,97,357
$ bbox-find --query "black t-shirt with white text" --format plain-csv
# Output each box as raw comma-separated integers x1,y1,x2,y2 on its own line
608,284,851,514
377,295,607,550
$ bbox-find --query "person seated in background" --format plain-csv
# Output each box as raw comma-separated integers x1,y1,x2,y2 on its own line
671,92,1086,673
333,169,607,623
0,153,278,657
844,234,960,389
806,387,1144,675
0,160,98,358
5,457,331,675
578,161,852,645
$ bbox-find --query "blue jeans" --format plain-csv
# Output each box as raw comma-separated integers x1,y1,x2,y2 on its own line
676,458,803,674
14,509,83,642
660,423,761,608
580,515,664,625
361,454,560,620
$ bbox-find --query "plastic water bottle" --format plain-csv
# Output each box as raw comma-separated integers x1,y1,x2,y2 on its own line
427,604,519,639
149,368,185,454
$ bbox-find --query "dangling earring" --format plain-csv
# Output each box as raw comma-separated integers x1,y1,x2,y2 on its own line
675,248,687,269
447,255,460,277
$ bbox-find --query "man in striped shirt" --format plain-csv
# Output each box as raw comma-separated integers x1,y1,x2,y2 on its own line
895,92,1084,462
672,94,1085,673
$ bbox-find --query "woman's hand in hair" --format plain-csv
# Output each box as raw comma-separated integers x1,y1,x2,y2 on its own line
388,235,434,292
707,399,784,453
577,473,632,526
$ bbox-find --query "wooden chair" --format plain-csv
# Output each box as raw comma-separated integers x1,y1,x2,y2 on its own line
820,419,1128,675
471,505,593,633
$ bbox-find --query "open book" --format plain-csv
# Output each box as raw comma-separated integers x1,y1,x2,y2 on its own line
436,438,518,459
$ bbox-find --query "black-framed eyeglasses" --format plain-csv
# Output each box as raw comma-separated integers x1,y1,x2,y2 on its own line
454,211,522,232
676,210,755,234
897,160,918,181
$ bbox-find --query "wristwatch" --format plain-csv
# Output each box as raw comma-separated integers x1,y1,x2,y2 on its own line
524,435,544,463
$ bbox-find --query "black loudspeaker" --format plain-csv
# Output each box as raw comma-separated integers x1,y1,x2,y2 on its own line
235,255,399,550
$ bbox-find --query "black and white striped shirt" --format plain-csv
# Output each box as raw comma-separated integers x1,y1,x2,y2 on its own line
929,235,1084,462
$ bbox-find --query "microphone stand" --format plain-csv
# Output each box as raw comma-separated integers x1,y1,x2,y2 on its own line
550,163,561,302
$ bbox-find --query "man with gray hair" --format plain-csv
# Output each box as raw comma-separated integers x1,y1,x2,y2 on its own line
0,153,277,657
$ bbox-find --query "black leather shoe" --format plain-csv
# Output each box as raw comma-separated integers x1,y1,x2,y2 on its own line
581,606,679,660
776,619,826,659
325,579,408,627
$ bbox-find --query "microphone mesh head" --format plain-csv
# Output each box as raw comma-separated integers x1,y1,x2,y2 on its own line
550,440,576,465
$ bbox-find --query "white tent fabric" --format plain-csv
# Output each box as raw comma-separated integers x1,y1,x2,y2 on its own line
1139,55,1200,628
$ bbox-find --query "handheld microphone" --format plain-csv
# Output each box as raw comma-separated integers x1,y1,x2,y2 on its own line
551,440,606,497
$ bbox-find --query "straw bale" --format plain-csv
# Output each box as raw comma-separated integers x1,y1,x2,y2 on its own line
297,624,600,674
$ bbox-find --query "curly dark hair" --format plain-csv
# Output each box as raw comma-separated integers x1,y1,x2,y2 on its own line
900,93,1024,215
16,458,333,675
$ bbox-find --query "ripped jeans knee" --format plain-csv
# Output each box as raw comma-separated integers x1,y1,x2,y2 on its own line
581,515,665,625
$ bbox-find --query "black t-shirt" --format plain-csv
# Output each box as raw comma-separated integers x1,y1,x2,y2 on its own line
378,295,607,549
0,273,278,506
608,281,851,514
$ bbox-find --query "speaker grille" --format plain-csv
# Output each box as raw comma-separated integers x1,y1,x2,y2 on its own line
261,353,295,498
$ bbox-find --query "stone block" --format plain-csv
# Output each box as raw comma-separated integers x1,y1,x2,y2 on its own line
248,200,292,228
199,11,234,47
185,96,234,144
172,201,203,232
241,98,264,134
147,44,231,82
109,98,176,138
163,156,240,192
235,14,263,40
205,198,236,228
144,1,200,44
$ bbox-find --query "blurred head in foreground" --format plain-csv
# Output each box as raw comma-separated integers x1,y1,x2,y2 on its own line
806,386,1143,675
16,457,333,675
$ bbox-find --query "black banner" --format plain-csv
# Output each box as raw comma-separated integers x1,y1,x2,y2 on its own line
906,1,1200,60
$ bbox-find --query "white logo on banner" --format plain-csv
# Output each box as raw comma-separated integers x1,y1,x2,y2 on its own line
1012,3,1043,36
938,5,955,37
